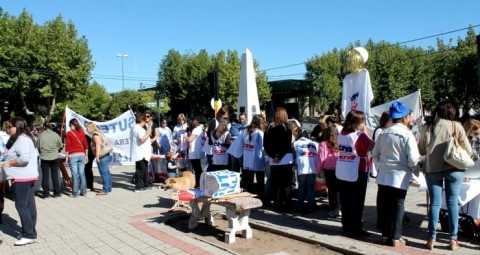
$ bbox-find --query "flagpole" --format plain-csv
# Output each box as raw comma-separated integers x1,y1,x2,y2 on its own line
61,106,67,140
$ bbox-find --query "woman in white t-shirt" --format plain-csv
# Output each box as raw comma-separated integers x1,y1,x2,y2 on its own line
172,113,188,168
210,120,231,171
157,119,173,155
185,118,206,187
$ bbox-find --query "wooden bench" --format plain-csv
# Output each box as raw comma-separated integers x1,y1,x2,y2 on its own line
188,195,263,243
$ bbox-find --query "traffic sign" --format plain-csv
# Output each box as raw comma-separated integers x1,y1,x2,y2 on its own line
154,92,166,99
146,101,157,108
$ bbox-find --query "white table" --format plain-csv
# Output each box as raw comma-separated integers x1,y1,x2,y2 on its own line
445,180,480,220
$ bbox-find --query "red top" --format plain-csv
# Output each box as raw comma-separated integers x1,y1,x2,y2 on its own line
65,129,88,154
340,130,373,173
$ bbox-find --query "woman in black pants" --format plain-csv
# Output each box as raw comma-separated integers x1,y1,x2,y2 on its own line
185,118,206,188
264,107,293,212
84,136,95,191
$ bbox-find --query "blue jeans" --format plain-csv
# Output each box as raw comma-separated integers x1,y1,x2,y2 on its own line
425,170,464,240
68,155,87,195
97,154,112,193
297,173,316,210
12,181,37,239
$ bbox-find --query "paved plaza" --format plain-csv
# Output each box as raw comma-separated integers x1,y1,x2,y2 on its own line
0,165,479,254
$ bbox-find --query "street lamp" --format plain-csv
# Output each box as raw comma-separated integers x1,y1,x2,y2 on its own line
116,54,128,90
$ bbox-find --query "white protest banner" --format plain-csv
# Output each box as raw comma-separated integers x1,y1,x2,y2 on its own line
65,106,136,165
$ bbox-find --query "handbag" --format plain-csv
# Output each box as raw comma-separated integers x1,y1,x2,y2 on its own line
443,121,474,169
94,132,113,157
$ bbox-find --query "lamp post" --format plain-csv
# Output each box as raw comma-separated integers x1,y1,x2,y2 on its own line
116,54,128,90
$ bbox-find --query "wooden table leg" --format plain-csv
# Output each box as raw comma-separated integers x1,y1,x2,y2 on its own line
58,158,73,190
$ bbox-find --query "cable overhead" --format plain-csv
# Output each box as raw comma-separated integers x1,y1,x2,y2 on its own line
260,24,480,73
1,25,477,83
266,46,469,81
390,24,480,47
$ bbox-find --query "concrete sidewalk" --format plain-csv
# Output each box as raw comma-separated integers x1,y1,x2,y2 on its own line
1,165,479,254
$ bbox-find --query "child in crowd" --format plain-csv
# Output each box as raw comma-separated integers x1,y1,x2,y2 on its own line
229,118,247,139
292,120,318,212
165,152,178,178
317,125,341,217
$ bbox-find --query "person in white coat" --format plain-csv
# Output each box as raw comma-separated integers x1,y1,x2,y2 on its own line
131,113,152,192
372,101,419,247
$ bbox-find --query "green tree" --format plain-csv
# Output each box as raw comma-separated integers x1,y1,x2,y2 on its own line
0,10,94,122
56,80,111,120
159,49,270,119
366,40,416,105
305,48,342,114
255,65,271,110
107,90,156,119
450,27,478,109
213,50,240,111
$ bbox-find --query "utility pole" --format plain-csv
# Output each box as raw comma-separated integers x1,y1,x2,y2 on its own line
116,54,128,90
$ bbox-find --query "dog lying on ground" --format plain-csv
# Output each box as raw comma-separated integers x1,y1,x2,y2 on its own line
161,171,196,211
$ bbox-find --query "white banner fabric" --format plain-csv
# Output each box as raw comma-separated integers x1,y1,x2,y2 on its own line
65,106,136,165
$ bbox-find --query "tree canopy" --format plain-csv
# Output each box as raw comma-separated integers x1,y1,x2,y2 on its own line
1,8,478,123
158,49,271,120
305,27,479,114
0,9,94,123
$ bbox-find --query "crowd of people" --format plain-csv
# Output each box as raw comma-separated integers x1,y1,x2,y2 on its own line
0,117,113,246
151,99,477,251
1,98,478,250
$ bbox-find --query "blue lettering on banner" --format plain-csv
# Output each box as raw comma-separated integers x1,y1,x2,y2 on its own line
115,138,130,146
97,117,135,134
111,153,131,162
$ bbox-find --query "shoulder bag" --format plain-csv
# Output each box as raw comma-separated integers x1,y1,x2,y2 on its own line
444,121,474,169
94,132,113,157
69,130,85,150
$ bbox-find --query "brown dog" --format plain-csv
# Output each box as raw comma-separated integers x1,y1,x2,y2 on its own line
162,171,196,191
162,171,196,211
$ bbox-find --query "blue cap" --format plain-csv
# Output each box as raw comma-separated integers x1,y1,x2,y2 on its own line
389,101,410,119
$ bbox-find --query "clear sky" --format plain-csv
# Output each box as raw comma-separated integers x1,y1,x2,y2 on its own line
1,1,479,93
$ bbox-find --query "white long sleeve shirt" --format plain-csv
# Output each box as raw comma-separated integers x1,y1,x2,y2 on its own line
372,123,420,190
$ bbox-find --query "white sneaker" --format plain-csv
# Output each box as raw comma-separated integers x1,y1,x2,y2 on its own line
335,208,342,217
14,238,37,246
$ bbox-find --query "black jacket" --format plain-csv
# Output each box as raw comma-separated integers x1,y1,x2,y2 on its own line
264,123,292,159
